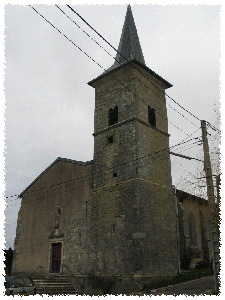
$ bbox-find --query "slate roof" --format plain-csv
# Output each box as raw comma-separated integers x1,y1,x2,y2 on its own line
88,5,172,89
109,4,145,70
97,5,145,76
19,157,93,197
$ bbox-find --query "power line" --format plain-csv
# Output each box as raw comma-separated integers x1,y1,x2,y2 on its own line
55,5,113,59
4,7,206,204
68,5,221,134
5,121,202,204
206,121,221,135
31,5,190,135
28,6,220,149
166,102,198,128
4,136,202,203
172,161,218,199
66,4,202,124
171,141,203,159
4,146,205,212
5,142,204,215
58,4,199,130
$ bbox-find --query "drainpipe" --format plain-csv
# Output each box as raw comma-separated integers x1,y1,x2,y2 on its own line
173,186,181,275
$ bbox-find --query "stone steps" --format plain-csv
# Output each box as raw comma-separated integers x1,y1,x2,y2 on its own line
32,275,77,295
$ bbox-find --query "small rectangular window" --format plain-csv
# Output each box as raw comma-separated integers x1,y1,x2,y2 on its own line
179,196,184,203
107,135,114,144
148,105,156,127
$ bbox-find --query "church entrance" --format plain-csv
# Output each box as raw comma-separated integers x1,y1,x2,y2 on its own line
51,242,62,273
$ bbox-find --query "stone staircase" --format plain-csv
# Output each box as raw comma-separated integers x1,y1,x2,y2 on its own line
32,275,78,295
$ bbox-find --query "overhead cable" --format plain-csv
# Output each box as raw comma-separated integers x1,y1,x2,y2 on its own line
5,136,202,202
66,4,202,123
29,5,189,134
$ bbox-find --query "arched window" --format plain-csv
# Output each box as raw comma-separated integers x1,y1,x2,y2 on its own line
148,105,156,127
108,105,118,126
188,213,197,246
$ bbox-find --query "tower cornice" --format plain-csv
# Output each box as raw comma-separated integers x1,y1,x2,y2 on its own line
92,116,170,137
88,59,172,89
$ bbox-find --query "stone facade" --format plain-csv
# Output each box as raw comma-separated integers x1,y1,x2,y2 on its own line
176,189,211,269
84,60,178,279
12,5,211,295
13,158,93,276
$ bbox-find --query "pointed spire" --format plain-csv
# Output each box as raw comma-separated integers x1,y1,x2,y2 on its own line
88,5,152,85
113,5,145,67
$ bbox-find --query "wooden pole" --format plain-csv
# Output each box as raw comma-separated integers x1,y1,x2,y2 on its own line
201,120,220,291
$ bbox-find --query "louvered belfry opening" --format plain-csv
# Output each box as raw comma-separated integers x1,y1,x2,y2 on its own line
108,105,118,126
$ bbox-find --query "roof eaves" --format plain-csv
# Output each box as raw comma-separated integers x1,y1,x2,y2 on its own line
176,189,207,203
19,157,93,198
88,59,172,89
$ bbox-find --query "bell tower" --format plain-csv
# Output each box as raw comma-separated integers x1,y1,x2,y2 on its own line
87,5,178,279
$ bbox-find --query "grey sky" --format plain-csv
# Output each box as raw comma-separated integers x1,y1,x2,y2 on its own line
3,2,221,249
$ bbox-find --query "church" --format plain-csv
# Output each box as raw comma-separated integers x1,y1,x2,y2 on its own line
12,5,211,294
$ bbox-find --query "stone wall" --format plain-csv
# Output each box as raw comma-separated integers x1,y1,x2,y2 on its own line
86,180,178,277
176,190,210,269
86,61,179,279
12,158,93,276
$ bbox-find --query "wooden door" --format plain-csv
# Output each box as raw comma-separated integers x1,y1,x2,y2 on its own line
51,243,62,273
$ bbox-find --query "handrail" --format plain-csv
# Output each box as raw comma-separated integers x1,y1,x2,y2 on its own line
30,265,44,278
62,263,76,277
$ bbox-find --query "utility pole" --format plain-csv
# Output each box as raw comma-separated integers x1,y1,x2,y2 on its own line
201,120,220,291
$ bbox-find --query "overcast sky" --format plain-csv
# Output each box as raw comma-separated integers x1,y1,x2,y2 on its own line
2,1,222,249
